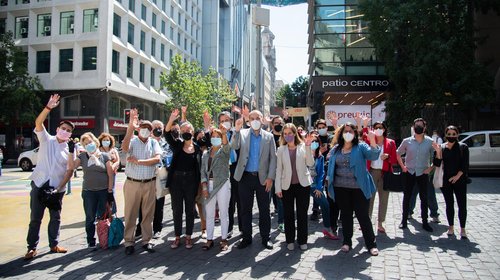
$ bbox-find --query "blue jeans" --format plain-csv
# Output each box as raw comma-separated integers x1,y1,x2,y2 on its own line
82,189,108,246
271,184,284,224
409,175,439,218
310,187,330,228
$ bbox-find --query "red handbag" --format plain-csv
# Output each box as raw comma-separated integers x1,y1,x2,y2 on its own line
96,203,112,249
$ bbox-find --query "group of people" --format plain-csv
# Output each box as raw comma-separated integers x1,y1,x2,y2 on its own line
24,94,470,260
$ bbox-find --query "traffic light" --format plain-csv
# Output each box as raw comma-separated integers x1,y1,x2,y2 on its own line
124,109,131,123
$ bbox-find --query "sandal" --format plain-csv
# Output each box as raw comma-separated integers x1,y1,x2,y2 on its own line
369,248,379,256
322,229,340,240
170,237,181,249
202,240,214,251
185,236,193,249
341,244,350,253
220,239,229,251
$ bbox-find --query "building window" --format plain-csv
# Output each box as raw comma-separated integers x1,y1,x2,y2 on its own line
1,0,7,6
113,13,121,37
83,9,98,32
141,4,147,21
177,33,180,45
109,97,130,119
15,16,29,39
129,0,135,12
140,30,145,51
36,50,50,73
139,62,145,82
185,19,187,30
170,27,173,40
161,20,165,35
63,95,96,117
82,46,97,70
60,11,75,35
170,5,174,18
178,12,181,25
160,43,165,61
162,0,166,12
169,49,173,64
150,68,155,86
128,22,134,44
37,14,51,37
152,13,157,28
0,18,6,35
16,0,30,3
127,56,133,78
59,48,73,72
112,50,120,74
184,38,187,50
151,38,156,56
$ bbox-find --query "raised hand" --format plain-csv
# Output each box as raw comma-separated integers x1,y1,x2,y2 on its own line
234,117,244,132
241,105,250,121
203,111,212,128
327,111,338,127
367,129,376,143
264,114,272,125
283,109,289,120
362,115,372,128
129,108,139,128
304,133,314,146
181,105,188,115
169,108,180,123
219,123,227,134
46,94,61,109
354,112,362,125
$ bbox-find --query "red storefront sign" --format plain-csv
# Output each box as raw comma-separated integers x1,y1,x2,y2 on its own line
68,118,95,129
109,120,128,130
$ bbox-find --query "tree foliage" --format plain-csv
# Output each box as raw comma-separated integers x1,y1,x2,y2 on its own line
160,55,237,128
275,76,309,108
359,0,497,137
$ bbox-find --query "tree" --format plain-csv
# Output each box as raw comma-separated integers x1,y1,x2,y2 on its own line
0,32,44,158
275,76,309,108
359,0,497,137
160,55,236,128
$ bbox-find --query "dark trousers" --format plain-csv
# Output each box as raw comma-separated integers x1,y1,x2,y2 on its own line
170,172,198,236
335,187,376,250
228,164,242,232
238,172,271,242
441,179,467,228
27,181,64,250
137,196,165,235
282,184,310,245
402,173,429,224
82,189,107,246
326,188,340,231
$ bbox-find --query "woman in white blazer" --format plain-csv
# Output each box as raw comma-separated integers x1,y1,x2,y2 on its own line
275,123,315,251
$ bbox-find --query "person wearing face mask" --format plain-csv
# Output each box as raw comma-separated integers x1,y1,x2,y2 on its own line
307,132,339,240
24,94,75,260
275,124,315,250
165,109,202,249
433,126,469,239
397,118,438,232
135,120,170,240
270,116,285,233
121,112,162,255
327,123,381,256
98,133,120,213
70,132,114,250
363,122,398,234
200,126,231,251
231,109,277,250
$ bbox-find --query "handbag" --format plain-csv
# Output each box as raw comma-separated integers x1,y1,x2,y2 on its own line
433,163,444,189
155,163,169,199
108,202,124,248
96,203,112,249
383,165,405,192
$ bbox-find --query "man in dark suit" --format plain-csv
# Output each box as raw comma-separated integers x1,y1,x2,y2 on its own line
230,109,277,249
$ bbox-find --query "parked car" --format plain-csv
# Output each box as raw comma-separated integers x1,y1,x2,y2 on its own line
459,130,500,172
18,148,39,171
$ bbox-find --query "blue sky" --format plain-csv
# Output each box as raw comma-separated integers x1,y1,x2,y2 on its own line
267,4,309,85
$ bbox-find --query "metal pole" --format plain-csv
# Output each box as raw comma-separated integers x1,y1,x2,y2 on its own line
255,0,262,112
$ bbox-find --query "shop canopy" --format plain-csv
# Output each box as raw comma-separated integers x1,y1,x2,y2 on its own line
252,0,307,6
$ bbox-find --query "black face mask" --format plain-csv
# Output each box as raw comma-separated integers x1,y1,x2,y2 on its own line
414,126,425,135
447,137,457,143
197,137,208,147
171,130,179,139
274,124,283,132
181,132,193,141
152,128,163,137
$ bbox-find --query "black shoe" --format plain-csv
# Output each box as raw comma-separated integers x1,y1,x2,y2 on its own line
262,240,273,250
422,223,433,232
142,243,155,253
237,239,252,249
310,211,319,221
125,246,135,255
399,223,408,229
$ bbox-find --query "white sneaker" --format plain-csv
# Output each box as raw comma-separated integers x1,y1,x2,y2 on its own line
299,244,308,251
287,243,294,251
152,232,161,239
431,216,441,223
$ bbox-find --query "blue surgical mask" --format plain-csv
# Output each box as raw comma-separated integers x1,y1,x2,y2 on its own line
85,142,97,154
210,137,222,147
310,141,319,151
102,140,111,148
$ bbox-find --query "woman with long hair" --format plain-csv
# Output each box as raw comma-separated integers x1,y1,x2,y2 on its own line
327,123,381,256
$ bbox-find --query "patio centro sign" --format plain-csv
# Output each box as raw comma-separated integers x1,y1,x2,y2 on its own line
313,76,390,92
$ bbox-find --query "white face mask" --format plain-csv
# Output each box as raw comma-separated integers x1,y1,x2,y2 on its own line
318,128,327,136
222,121,232,130
343,132,354,143
139,128,151,138
375,128,384,137
250,120,261,130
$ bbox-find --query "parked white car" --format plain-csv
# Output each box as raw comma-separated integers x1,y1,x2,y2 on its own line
18,148,39,171
459,130,500,171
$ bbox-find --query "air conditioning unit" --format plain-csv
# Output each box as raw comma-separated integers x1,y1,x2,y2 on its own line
20,28,27,34
44,26,51,32
69,23,74,30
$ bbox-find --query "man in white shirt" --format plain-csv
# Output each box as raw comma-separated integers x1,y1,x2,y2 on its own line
25,94,74,260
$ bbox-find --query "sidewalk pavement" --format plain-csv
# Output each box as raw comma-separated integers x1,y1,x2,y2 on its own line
0,171,499,279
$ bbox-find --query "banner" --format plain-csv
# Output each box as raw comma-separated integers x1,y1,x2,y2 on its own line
324,105,371,126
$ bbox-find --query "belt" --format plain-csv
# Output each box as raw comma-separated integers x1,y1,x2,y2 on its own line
127,177,156,183
174,171,195,176
244,171,258,176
